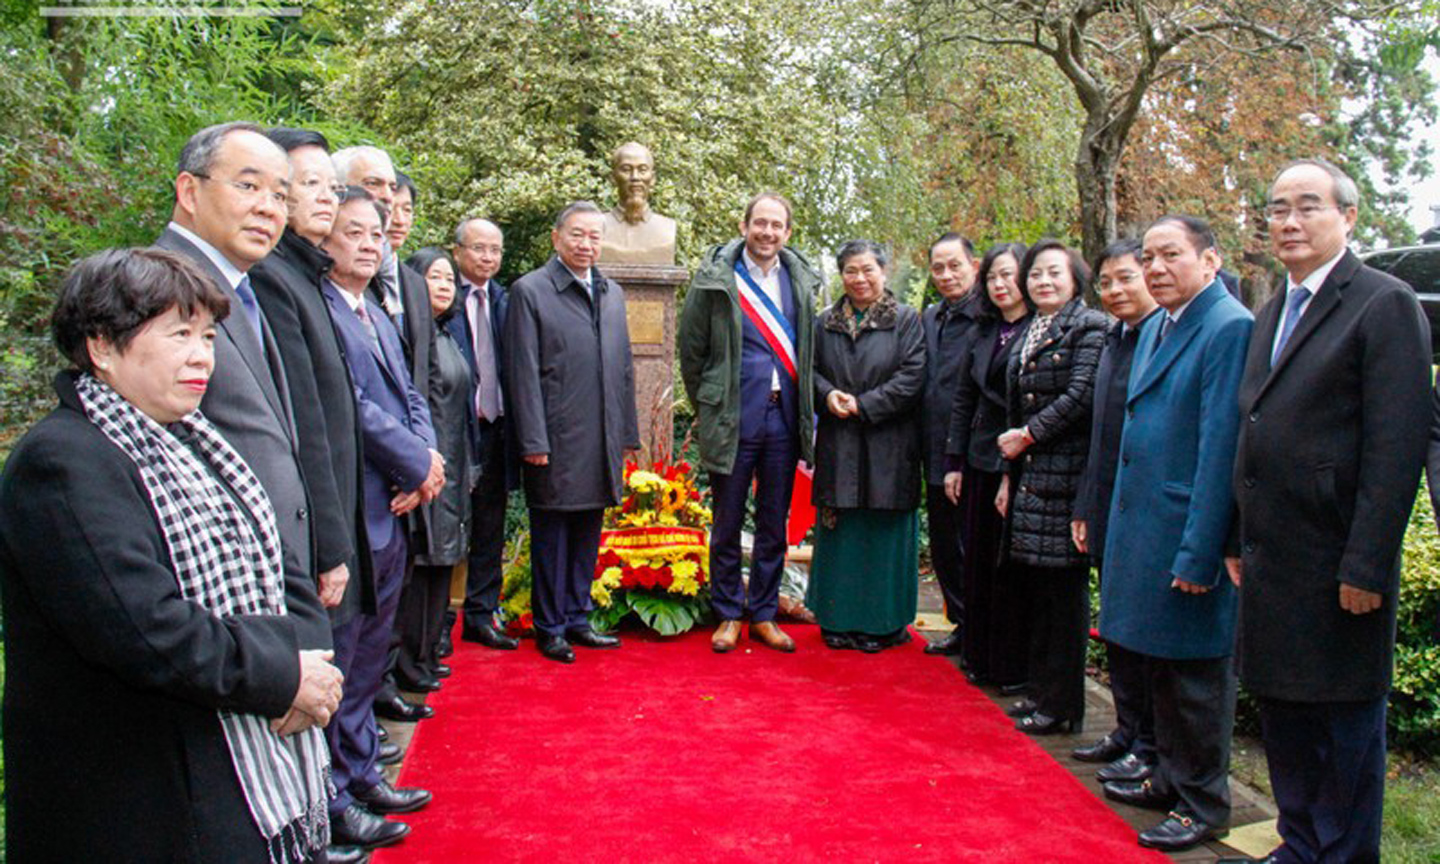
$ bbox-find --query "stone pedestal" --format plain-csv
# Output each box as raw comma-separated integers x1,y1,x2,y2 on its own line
600,262,689,462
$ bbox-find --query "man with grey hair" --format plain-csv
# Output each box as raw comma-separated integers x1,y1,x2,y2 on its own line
1225,158,1431,864
448,216,520,651
505,201,640,663
155,122,333,654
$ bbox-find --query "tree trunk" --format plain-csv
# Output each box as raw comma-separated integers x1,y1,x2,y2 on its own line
1075,117,1121,268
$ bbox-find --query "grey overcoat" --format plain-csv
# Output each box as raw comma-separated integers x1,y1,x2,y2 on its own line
504,256,641,511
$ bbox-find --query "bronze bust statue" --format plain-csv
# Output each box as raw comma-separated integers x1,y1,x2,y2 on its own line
600,142,677,265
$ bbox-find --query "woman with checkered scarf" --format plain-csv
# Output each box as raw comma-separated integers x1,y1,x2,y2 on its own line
0,249,342,863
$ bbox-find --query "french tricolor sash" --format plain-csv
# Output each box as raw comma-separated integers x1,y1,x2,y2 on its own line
734,258,798,381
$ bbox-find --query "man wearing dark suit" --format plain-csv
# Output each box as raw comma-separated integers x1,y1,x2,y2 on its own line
1069,238,1160,782
678,193,819,654
320,190,441,850
248,128,373,632
918,233,979,656
1228,159,1431,864
450,216,522,651
333,147,445,717
1097,217,1253,852
154,122,330,652
506,201,641,664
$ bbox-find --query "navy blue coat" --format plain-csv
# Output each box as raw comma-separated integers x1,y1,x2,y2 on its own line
1099,281,1253,659
323,281,436,550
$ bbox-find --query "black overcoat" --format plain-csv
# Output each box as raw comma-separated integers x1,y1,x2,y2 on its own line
504,257,641,510
0,374,301,862
1234,251,1431,702
417,308,477,566
946,316,1026,475
250,228,375,622
920,294,981,484
812,292,927,511
1005,299,1107,569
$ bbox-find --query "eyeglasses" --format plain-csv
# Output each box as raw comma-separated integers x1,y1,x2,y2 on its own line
1264,204,1339,224
192,172,287,208
459,243,503,255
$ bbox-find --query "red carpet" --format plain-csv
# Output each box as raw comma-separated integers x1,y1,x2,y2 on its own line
374,624,1165,863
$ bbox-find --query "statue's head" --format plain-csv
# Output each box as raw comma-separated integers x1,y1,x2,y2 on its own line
610,142,655,214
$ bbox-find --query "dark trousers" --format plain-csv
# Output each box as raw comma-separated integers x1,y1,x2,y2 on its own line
1018,562,1089,724
707,400,798,623
327,526,406,814
462,420,508,629
1260,694,1387,864
394,563,453,683
529,507,604,636
959,469,1027,685
1106,639,1156,763
1148,655,1237,827
925,482,964,626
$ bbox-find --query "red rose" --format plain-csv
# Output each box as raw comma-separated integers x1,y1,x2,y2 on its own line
600,549,622,568
657,568,674,589
621,567,641,589
637,566,658,589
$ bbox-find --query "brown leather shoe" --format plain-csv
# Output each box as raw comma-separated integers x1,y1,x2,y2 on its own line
712,619,742,653
749,620,796,653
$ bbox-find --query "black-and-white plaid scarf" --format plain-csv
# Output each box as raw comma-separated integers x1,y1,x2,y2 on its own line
75,373,330,863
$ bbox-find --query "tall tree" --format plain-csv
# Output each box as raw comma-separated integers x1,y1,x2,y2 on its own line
328,0,856,275
890,0,1417,262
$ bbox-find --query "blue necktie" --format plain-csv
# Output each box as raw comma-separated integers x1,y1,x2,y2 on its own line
234,275,264,345
355,302,382,353
1271,286,1312,364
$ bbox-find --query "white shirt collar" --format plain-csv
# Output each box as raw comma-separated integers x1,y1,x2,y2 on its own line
1289,247,1347,295
1164,286,1208,324
565,265,591,287
742,248,781,281
168,221,245,290
327,277,366,313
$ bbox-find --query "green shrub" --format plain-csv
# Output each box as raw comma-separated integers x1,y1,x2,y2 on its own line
1391,481,1440,757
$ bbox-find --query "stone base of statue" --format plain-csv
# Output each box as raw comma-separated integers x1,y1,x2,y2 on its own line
601,262,689,460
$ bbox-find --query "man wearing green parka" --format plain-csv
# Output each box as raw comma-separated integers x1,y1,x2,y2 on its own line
679,193,819,654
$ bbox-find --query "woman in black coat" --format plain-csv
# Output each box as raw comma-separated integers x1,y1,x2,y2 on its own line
809,239,927,652
996,239,1107,734
400,247,476,687
943,242,1031,687
0,249,341,862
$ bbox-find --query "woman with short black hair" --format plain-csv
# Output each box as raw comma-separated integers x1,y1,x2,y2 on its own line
808,239,927,652
1,248,340,862
995,239,1107,734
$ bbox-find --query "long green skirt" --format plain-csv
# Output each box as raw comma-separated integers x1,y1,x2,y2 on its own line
806,508,919,635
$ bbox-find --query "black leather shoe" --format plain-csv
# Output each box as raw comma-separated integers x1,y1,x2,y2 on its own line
822,631,856,650
397,674,441,693
1072,733,1128,763
330,803,409,849
462,619,520,650
998,681,1030,696
326,845,370,864
432,663,452,678
374,694,434,722
924,631,963,655
1103,778,1175,811
353,778,433,815
1015,712,1077,735
855,634,885,653
1097,752,1154,784
538,633,575,664
377,741,402,766
436,628,454,659
1005,698,1038,718
1138,811,1221,851
567,628,621,649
